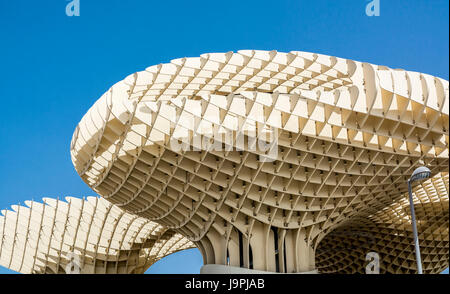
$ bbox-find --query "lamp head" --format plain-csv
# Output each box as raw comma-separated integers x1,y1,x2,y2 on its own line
410,166,431,182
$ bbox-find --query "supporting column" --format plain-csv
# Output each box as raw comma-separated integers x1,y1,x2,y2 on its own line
197,223,317,274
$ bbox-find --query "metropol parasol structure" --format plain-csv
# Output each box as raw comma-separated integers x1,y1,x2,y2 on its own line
1,50,448,274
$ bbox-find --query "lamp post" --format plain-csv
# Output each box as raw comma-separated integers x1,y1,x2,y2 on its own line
407,166,431,274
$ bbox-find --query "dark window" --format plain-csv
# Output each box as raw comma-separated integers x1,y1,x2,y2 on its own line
238,230,244,267
272,227,280,272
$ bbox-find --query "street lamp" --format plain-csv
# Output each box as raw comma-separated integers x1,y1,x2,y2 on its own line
407,166,431,274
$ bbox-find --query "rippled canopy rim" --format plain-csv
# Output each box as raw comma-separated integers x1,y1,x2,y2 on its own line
0,196,194,274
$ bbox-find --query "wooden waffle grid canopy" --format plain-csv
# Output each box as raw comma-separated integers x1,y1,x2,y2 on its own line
70,50,449,273
316,172,448,273
0,196,194,274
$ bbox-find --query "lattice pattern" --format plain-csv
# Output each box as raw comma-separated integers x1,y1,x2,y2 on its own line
0,197,194,274
70,50,449,273
316,172,449,273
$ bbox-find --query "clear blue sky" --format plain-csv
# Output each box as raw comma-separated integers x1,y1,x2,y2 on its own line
0,0,448,274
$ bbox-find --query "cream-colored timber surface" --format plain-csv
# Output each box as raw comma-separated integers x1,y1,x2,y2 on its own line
316,172,448,273
71,50,449,273
0,197,194,274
